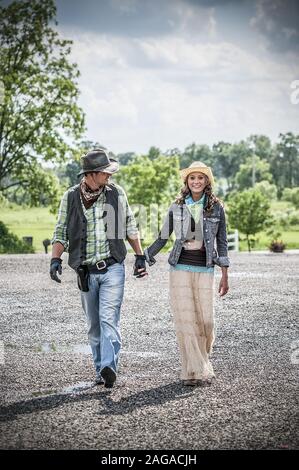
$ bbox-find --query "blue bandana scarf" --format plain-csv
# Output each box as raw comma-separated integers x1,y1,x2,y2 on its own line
185,193,205,223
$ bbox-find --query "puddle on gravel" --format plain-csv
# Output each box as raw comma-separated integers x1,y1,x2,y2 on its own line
31,389,59,397
37,342,58,353
228,272,298,279
36,343,161,358
61,381,94,394
122,350,161,358
70,344,91,354
29,381,95,399
36,342,90,354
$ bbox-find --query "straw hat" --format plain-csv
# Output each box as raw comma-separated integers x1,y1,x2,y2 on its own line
180,161,215,186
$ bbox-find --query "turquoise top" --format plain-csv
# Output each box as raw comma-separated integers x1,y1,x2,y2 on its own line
170,264,214,274
171,192,214,274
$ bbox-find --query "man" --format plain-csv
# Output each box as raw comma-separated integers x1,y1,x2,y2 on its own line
50,148,147,388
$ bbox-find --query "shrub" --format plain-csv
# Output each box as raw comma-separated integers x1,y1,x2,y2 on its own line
255,181,278,200
269,240,286,253
289,211,299,226
282,187,299,209
275,209,299,229
0,221,35,254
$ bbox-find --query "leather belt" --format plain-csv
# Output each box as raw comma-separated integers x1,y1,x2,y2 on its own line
86,257,117,273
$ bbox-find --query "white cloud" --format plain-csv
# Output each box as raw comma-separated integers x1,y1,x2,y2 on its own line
61,28,299,153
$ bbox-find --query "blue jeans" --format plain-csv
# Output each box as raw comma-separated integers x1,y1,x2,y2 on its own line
80,262,125,375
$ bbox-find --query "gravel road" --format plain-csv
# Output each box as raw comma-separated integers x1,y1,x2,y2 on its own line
0,252,298,449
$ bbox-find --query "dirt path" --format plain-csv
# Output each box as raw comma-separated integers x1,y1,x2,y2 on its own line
0,252,298,449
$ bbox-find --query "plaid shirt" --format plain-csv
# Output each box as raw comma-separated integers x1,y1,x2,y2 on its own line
52,183,138,265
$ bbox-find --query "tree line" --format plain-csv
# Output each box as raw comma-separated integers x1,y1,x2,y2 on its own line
1,0,298,252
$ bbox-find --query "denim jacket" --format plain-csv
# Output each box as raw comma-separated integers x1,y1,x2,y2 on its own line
144,199,230,269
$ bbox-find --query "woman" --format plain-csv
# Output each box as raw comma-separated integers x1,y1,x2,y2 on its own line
144,161,229,386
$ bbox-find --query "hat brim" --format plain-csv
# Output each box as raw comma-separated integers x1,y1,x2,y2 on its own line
77,161,119,177
180,167,215,186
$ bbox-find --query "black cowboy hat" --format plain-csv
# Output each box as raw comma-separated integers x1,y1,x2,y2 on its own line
77,148,119,177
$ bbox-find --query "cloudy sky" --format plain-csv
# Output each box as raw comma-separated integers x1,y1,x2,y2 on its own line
55,0,299,154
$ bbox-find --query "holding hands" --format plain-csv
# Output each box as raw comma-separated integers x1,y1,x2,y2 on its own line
133,254,148,278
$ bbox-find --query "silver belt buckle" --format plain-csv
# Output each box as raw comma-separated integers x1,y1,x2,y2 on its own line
95,260,107,270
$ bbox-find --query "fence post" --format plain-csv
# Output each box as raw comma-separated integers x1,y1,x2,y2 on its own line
234,229,239,252
22,236,33,246
228,230,239,251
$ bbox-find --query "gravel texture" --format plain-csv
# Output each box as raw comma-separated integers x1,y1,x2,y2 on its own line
0,252,298,450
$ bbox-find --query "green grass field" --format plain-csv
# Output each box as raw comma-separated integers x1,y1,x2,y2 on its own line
1,203,298,253
0,205,57,252
238,231,299,251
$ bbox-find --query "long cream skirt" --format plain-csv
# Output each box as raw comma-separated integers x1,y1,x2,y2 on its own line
169,270,215,381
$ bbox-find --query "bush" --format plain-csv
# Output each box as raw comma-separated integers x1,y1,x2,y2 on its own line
0,221,35,254
289,211,299,226
276,208,299,229
269,240,286,252
282,187,299,209
255,181,278,200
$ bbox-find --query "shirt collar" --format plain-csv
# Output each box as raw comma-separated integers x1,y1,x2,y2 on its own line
185,193,205,206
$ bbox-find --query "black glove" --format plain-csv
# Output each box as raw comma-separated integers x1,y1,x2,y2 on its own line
50,258,62,283
133,254,148,278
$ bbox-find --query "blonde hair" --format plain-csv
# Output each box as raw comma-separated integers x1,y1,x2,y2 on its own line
175,174,221,212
